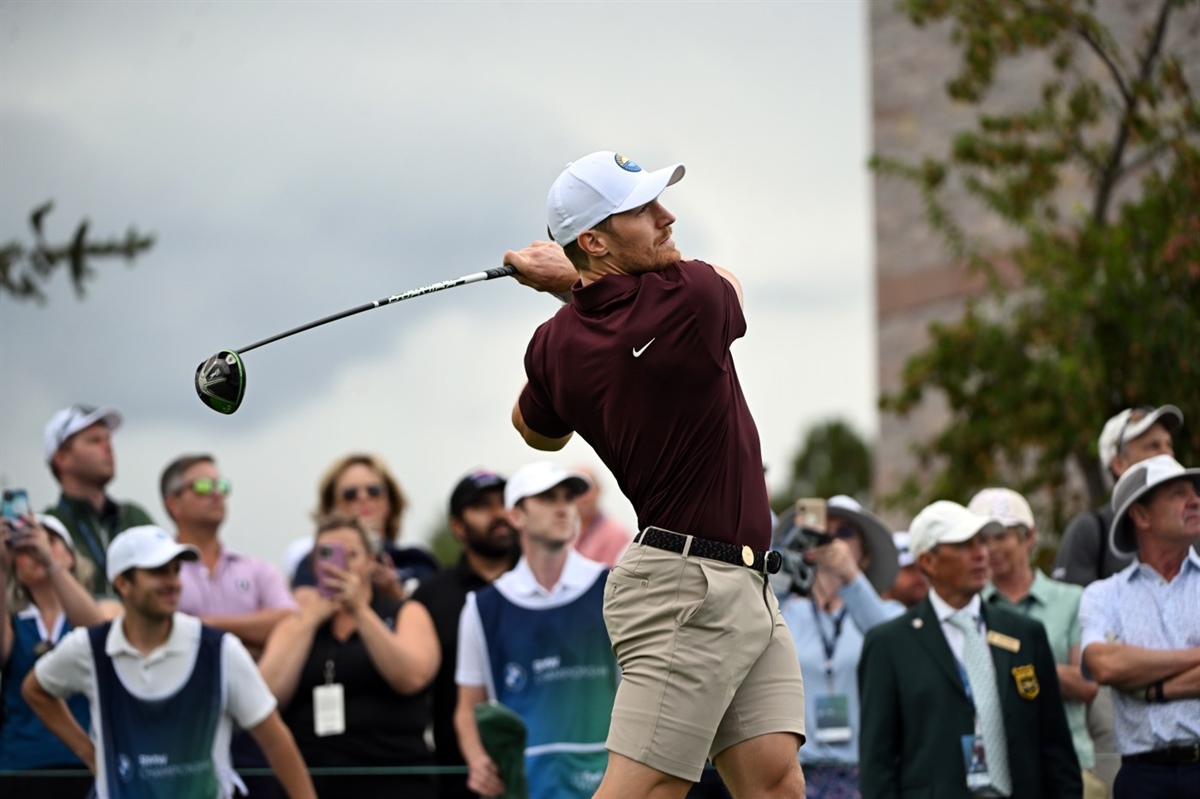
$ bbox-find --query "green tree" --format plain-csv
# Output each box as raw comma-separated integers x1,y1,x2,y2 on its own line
772,419,873,515
1,201,154,302
876,0,1200,533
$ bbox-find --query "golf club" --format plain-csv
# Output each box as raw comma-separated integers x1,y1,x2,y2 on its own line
195,264,517,415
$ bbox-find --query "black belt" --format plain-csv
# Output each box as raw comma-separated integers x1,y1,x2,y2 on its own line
1122,741,1200,765
634,527,781,575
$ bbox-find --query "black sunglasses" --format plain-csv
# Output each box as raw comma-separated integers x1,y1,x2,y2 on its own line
340,484,385,502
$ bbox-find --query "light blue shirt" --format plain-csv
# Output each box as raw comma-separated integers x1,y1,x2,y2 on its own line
780,575,902,764
1079,549,1200,755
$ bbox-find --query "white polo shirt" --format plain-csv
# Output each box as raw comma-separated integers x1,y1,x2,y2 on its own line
35,612,277,799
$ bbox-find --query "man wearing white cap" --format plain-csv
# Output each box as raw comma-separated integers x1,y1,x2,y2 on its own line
1054,405,1184,587
454,461,614,799
42,405,155,595
21,526,317,799
859,500,1081,799
502,152,806,798
970,488,1103,798
1078,455,1200,799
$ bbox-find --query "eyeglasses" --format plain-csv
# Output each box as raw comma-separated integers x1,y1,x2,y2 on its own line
340,484,385,503
180,477,231,497
1115,406,1154,455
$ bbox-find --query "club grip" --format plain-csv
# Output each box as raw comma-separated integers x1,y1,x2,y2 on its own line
484,264,518,280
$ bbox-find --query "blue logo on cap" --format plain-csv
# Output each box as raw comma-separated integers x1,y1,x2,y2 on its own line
614,154,641,172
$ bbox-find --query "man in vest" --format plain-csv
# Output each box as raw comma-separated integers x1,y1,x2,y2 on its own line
21,525,316,799
454,461,615,799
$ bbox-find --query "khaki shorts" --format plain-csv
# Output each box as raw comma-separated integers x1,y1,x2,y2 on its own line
603,541,806,781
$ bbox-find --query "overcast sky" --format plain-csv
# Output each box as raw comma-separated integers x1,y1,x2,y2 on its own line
0,1,875,569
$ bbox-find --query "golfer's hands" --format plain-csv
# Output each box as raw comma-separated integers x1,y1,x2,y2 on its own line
466,750,505,798
806,539,861,586
504,240,576,295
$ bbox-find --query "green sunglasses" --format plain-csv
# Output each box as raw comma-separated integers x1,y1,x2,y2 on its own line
180,477,232,497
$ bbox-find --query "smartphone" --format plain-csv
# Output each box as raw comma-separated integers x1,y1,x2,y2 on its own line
794,497,828,533
2,489,32,532
315,542,347,598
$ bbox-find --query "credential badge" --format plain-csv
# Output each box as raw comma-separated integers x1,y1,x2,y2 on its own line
1012,664,1040,700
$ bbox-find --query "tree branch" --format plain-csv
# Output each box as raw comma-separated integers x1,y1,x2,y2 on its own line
1091,0,1175,225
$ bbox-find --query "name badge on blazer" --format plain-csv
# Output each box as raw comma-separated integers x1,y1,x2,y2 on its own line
1011,664,1040,700
986,630,1020,653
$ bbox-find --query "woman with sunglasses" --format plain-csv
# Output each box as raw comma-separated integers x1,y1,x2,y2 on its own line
777,495,903,799
260,514,440,799
1,513,120,798
289,454,439,599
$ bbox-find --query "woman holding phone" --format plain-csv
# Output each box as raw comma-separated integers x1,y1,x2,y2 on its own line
260,514,441,798
1,513,120,798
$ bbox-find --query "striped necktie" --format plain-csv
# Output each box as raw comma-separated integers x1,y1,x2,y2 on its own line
948,611,1012,796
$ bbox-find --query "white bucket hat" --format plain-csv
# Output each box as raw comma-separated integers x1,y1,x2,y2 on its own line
546,151,684,246
1109,454,1200,559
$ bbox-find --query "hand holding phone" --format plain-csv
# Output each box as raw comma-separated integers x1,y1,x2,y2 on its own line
315,542,347,599
2,489,32,531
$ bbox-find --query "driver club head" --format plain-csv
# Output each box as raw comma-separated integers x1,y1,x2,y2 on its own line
195,350,245,415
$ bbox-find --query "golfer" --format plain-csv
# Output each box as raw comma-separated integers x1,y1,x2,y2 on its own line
506,151,806,798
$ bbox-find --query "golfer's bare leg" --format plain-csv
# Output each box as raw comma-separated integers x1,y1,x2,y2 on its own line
713,732,805,798
592,752,693,799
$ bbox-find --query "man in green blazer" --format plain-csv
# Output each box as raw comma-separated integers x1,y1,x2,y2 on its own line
858,500,1082,799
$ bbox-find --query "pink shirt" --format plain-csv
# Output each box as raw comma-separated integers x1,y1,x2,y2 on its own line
179,547,297,617
576,513,632,568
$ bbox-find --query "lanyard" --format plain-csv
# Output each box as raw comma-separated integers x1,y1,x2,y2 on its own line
809,596,848,685
55,496,109,576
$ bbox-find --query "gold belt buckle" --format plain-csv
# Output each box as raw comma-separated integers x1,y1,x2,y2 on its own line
741,545,755,567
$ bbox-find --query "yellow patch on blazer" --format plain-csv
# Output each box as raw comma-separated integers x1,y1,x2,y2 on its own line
1012,664,1040,700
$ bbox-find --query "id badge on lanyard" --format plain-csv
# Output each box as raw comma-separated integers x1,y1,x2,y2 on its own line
810,598,852,743
313,659,346,737
957,663,1003,797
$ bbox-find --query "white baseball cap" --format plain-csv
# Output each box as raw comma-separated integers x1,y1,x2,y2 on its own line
909,500,1003,557
1098,405,1183,472
546,151,684,246
967,487,1035,530
35,514,75,552
892,531,915,567
43,404,123,463
1109,454,1200,559
504,462,591,510
106,525,199,582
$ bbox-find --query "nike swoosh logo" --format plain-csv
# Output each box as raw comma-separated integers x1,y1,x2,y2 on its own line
632,338,656,358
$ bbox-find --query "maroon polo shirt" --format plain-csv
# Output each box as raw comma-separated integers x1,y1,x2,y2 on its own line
518,259,771,551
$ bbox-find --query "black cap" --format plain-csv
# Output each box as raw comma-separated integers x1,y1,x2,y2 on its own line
449,470,507,518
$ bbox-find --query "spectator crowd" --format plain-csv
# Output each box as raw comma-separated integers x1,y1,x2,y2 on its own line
2,399,1195,799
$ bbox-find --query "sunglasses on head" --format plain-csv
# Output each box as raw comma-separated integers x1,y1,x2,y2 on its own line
182,477,231,496
1115,405,1155,454
340,484,385,503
